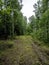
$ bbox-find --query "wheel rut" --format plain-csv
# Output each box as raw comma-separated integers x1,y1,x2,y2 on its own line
32,42,49,65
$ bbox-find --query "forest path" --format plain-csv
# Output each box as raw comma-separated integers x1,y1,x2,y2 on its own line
0,36,49,65
14,36,49,65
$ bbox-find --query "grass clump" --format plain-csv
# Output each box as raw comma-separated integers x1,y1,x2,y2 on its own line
0,40,13,51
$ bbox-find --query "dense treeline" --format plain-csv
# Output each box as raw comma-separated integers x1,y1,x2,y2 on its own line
0,0,49,43
0,0,27,39
29,0,49,43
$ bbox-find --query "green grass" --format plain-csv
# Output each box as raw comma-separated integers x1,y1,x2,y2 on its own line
32,37,49,60
0,35,49,65
0,40,14,51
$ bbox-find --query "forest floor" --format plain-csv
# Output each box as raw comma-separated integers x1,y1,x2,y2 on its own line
0,36,49,65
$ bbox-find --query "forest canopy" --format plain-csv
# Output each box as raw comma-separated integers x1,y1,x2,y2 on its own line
0,0,27,39
29,0,49,43
0,0,49,43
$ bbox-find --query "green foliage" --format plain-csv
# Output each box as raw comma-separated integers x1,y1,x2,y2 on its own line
27,15,36,35
0,0,27,39
29,0,49,43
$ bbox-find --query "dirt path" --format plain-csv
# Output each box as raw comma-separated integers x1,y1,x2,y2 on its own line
32,42,49,65
0,36,49,65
